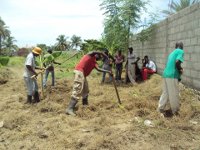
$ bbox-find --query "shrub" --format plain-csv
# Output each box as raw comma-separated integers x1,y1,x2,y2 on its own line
0,57,10,66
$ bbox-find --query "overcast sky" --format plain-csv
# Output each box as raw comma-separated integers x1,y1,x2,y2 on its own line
0,0,170,47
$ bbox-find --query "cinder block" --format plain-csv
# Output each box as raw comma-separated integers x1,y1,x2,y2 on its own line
192,62,200,71
190,70,200,79
192,79,200,90
190,3,199,12
194,46,200,53
195,28,200,36
180,25,185,32
190,37,198,45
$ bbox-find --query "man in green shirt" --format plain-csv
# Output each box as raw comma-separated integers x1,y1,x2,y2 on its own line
158,42,184,117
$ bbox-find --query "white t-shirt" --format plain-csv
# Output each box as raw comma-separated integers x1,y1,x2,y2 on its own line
127,51,136,64
146,60,156,72
23,52,36,77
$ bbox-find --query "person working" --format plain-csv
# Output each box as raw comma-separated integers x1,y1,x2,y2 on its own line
66,51,112,116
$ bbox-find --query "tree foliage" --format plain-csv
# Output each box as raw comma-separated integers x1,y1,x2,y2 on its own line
2,36,18,55
162,0,199,15
71,35,82,50
55,35,70,51
81,39,106,54
100,0,147,53
0,17,11,54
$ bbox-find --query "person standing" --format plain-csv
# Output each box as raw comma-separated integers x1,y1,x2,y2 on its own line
66,51,112,116
125,47,137,84
101,49,115,83
158,42,184,116
141,55,157,81
114,50,125,82
23,47,43,104
43,49,61,88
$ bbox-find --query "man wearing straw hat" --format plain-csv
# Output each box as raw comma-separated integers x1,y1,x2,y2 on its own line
23,47,43,104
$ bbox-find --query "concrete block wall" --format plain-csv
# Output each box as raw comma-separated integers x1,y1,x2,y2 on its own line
130,3,200,90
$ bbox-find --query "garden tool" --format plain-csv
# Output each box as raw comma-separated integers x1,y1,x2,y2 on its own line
111,74,122,104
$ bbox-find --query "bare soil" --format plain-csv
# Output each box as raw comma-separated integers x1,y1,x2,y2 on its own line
0,67,200,150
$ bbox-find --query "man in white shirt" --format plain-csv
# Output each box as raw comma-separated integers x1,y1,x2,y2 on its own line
126,47,137,84
142,55,156,80
23,47,43,104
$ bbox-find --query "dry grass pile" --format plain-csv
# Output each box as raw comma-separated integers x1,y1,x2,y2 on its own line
0,72,200,149
0,68,14,84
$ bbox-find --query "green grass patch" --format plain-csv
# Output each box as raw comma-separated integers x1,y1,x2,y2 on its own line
53,51,82,79
8,56,25,67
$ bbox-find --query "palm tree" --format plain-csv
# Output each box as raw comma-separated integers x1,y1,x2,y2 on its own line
71,35,82,50
0,17,10,54
2,36,18,55
163,0,199,15
56,35,68,51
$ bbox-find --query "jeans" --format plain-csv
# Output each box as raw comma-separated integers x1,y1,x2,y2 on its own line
43,69,55,87
102,71,112,83
115,64,123,80
102,65,112,82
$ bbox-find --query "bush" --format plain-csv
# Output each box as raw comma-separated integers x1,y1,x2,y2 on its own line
0,57,10,66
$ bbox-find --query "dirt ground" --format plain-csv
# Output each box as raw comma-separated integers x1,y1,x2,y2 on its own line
0,67,200,150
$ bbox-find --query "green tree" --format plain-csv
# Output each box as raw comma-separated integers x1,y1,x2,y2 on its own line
162,0,199,15
71,35,82,50
36,44,49,54
0,17,10,54
55,35,68,51
2,36,18,55
100,0,147,52
81,39,106,54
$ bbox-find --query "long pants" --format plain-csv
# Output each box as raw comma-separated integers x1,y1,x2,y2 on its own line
158,78,180,114
43,69,55,87
127,63,136,84
115,64,123,80
142,68,155,80
71,70,89,101
24,77,38,96
102,66,112,82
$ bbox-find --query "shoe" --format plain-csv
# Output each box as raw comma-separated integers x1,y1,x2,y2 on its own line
25,95,32,104
82,96,88,105
66,98,77,116
33,91,40,103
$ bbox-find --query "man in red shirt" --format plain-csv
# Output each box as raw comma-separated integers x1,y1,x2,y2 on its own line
66,51,112,116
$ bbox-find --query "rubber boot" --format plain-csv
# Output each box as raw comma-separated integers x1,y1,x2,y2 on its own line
82,96,88,105
33,91,40,103
66,98,77,116
25,95,32,104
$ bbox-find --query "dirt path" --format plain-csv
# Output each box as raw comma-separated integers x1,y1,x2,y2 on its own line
0,67,200,150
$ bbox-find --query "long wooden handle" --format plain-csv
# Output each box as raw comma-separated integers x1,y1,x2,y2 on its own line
111,75,122,104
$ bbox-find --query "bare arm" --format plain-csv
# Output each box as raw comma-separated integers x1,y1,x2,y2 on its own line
95,66,112,74
176,60,183,74
26,65,37,76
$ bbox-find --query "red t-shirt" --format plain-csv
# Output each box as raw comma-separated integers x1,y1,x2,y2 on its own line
75,54,97,77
